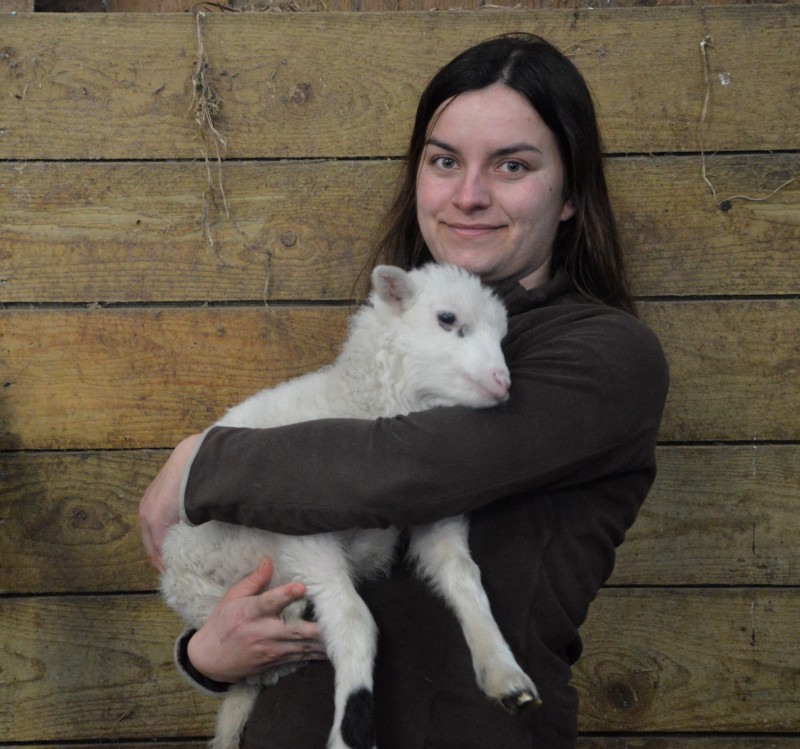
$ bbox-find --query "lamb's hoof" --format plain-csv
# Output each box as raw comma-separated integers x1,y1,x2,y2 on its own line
500,689,542,714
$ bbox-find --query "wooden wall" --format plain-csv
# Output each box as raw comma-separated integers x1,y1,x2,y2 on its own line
1,3,799,747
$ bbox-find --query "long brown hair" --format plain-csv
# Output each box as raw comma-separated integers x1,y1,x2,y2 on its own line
365,33,635,315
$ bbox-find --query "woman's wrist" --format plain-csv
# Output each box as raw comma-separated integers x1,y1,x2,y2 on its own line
175,629,234,694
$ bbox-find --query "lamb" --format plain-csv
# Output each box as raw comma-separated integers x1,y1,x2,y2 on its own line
161,263,539,749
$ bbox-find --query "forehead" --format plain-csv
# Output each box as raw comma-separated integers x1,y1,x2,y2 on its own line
426,84,555,149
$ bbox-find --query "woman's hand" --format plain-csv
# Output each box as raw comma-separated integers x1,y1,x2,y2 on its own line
139,433,202,571
187,557,328,684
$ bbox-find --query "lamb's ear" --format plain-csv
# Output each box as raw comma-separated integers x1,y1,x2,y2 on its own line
371,265,416,311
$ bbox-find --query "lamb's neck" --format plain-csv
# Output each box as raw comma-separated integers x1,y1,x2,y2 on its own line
334,330,414,417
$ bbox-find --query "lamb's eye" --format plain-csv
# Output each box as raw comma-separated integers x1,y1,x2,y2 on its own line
437,311,457,330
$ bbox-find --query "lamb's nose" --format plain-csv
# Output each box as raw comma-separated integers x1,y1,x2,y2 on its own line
493,369,511,399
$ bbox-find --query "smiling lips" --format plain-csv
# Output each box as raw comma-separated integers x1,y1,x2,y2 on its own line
445,222,504,239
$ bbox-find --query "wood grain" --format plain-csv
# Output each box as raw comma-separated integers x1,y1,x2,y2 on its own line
0,306,349,450
104,0,800,10
0,301,796,449
1,589,797,741
0,595,217,742
1,154,797,303
0,159,385,303
0,450,166,594
611,445,800,586
1,7,798,159
639,300,800,442
2,446,798,595
5,740,799,749
1,6,797,746
575,588,800,733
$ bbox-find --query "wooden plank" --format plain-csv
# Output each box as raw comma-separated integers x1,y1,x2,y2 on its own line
0,595,217,742
4,739,800,749
1,7,797,159
1,153,798,303
0,160,384,304
575,588,800,733
639,300,800,442
0,306,349,450
2,446,798,595
611,445,800,586
7,744,205,749
0,450,166,595
0,0,34,11
104,0,800,10
0,301,797,449
577,740,800,749
1,589,797,741
613,154,800,298
359,0,800,7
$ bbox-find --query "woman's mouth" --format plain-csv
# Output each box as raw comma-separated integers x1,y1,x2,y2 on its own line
446,223,502,240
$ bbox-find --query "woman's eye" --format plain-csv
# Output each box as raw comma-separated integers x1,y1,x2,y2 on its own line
500,160,526,174
437,311,457,329
433,156,457,170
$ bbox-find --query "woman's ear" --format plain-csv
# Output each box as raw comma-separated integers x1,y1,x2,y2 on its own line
560,197,576,222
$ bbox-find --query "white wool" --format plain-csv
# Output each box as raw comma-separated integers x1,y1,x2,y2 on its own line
161,264,537,749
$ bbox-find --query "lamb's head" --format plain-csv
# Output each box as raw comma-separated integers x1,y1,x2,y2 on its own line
369,263,510,411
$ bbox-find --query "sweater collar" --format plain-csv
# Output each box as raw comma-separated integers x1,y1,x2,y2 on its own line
492,269,574,316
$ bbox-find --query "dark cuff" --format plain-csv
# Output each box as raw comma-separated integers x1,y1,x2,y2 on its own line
175,628,233,695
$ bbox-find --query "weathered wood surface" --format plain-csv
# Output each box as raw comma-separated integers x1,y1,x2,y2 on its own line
0,300,797,449
1,446,798,595
0,306,349,450
6,741,800,749
0,0,34,11
612,446,800,587
576,588,800,733
0,450,166,594
105,0,800,12
1,4,797,746
1,7,798,159
639,301,800,442
0,595,216,742
1,589,797,741
578,740,800,749
2,153,798,303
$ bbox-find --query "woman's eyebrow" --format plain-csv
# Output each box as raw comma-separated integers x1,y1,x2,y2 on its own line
425,137,459,153
492,143,542,158
424,138,542,158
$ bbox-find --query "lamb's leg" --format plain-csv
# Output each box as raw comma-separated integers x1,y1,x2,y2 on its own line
408,517,541,713
210,682,261,749
286,536,379,749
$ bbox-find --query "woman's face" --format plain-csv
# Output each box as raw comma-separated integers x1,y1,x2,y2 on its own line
416,84,575,289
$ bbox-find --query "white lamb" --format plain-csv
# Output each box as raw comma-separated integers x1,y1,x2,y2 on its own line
161,263,539,749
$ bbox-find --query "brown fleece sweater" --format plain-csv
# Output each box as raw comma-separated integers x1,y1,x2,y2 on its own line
181,272,669,748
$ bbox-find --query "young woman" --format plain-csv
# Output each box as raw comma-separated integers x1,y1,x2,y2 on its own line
140,33,669,748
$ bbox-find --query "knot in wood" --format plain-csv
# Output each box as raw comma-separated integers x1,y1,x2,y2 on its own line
288,82,313,106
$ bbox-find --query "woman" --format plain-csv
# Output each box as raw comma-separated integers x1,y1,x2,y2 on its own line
140,33,668,748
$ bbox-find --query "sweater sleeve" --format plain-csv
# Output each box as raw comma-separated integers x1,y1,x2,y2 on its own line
183,304,668,535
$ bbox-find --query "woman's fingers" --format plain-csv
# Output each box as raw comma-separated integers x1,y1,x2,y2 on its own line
255,579,308,618
225,557,275,600
185,557,329,683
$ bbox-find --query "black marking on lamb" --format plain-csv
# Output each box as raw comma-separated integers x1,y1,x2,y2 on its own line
301,600,316,622
340,687,375,749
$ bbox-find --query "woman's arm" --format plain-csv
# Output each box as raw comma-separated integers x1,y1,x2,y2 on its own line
139,433,202,570
182,306,668,536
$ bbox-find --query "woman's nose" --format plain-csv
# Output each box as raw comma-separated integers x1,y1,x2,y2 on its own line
452,170,490,211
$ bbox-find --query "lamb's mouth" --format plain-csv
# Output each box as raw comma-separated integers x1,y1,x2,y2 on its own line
464,375,510,404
